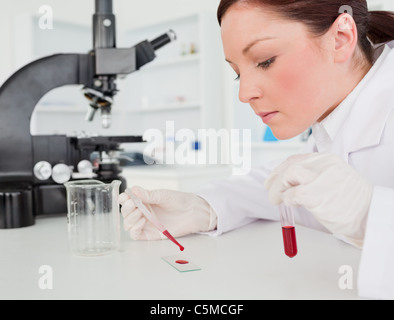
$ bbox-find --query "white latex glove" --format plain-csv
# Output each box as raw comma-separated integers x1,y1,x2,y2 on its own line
118,186,217,240
264,153,374,248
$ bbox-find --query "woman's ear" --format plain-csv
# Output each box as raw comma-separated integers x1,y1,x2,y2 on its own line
331,13,358,63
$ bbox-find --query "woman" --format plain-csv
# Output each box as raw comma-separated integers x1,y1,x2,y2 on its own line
119,0,394,299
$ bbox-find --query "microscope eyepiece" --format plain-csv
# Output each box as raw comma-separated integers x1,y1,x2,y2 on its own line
150,29,177,51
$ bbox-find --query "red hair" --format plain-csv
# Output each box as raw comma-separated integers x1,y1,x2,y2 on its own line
217,0,394,63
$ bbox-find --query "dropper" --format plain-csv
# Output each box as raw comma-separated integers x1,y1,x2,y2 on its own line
126,190,184,251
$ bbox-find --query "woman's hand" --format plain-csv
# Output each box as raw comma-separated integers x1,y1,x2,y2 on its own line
119,186,217,240
265,153,374,247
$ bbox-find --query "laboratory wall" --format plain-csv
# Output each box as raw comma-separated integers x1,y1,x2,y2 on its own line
369,0,394,10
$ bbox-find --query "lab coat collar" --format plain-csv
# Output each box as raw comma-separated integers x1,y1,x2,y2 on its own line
312,54,375,153
335,43,394,157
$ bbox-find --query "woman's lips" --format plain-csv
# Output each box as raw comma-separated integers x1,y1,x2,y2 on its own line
258,111,279,124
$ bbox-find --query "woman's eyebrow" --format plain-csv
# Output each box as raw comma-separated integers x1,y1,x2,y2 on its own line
225,36,276,64
242,36,276,55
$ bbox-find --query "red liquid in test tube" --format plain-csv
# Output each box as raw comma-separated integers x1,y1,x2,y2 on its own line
282,226,298,258
279,204,298,258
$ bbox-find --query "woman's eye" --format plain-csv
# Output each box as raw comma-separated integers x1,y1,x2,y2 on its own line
257,57,276,70
233,57,276,81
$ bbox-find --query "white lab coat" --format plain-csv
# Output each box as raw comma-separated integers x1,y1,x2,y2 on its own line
197,41,394,300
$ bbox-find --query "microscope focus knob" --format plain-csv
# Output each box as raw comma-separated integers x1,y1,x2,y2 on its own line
52,163,72,184
77,160,93,174
33,161,52,181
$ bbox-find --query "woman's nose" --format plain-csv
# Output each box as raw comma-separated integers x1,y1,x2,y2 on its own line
238,76,263,103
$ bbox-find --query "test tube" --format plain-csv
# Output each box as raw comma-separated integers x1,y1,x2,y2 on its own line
279,204,298,258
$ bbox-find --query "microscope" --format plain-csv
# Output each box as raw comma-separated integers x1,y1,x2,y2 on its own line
0,0,176,228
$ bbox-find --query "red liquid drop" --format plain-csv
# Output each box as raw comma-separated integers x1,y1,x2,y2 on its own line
162,230,185,251
282,226,298,258
175,260,189,265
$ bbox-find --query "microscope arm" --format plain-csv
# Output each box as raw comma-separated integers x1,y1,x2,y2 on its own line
0,53,91,183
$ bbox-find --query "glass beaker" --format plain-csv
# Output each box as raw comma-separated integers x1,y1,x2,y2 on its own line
65,180,121,256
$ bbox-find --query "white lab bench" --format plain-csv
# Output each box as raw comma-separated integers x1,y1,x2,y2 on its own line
0,215,366,300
